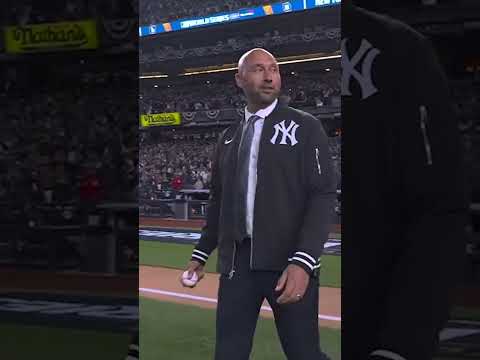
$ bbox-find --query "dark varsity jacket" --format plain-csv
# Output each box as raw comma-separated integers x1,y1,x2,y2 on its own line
190,100,336,277
342,2,469,360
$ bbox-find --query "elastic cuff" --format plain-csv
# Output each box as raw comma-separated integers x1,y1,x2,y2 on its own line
191,248,209,265
288,251,320,274
369,349,407,360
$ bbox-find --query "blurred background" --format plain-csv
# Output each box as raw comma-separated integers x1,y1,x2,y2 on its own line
0,1,138,359
352,1,480,358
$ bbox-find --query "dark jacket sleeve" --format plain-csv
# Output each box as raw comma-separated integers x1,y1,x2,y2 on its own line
289,114,337,275
190,133,224,265
374,34,469,359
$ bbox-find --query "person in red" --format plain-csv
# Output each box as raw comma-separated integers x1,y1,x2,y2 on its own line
79,166,104,202
170,175,183,191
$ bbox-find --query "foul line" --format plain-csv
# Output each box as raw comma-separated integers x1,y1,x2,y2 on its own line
139,287,341,322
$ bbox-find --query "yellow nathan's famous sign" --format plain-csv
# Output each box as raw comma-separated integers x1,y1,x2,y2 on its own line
5,20,98,53
140,113,182,127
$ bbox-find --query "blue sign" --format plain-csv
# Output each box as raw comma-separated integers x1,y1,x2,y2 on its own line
139,0,340,37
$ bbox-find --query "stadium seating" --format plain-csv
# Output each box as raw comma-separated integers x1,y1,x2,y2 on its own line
140,0,272,26
139,25,340,64
2,0,136,25
139,129,341,199
0,69,138,205
140,69,341,114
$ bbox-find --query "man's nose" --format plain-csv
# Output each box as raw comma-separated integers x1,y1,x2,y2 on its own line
263,74,273,82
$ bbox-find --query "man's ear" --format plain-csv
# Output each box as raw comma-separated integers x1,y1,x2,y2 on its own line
235,72,243,89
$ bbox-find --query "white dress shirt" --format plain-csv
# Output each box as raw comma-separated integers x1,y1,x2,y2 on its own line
242,98,278,237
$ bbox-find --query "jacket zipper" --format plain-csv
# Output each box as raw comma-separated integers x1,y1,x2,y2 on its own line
250,229,254,269
419,105,433,165
315,147,322,175
228,241,237,279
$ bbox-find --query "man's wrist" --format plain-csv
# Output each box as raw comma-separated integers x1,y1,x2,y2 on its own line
191,248,209,266
288,251,320,275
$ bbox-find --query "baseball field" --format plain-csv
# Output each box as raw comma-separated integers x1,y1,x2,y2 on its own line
0,270,137,360
139,218,342,360
1,324,131,359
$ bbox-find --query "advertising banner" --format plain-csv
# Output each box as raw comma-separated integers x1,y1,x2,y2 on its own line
140,112,182,127
4,19,98,53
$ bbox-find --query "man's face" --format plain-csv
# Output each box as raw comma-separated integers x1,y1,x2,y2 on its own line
236,50,281,107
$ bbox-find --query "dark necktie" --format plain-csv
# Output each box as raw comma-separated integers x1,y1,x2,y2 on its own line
236,114,261,243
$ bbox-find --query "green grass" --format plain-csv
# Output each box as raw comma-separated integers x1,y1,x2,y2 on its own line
140,240,219,273
140,297,340,360
319,255,341,288
451,306,480,321
140,240,341,288
0,324,131,360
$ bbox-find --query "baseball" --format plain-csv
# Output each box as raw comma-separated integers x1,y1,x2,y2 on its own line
182,271,198,287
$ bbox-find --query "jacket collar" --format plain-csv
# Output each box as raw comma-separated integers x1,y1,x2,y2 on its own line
244,98,279,123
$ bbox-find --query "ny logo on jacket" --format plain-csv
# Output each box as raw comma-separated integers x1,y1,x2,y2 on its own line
270,120,299,146
341,38,380,100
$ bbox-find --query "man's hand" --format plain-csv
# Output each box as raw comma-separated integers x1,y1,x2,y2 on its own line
180,260,205,288
275,264,310,304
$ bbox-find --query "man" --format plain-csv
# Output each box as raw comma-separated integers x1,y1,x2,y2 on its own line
342,1,468,359
181,48,336,359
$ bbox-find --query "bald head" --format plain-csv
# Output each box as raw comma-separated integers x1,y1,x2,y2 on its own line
237,48,277,74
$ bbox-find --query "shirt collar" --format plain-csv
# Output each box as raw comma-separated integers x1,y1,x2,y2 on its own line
244,98,278,122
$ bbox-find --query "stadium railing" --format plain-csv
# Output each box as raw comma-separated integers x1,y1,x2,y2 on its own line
0,200,137,274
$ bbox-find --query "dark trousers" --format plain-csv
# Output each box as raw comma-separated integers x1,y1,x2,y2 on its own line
214,240,330,360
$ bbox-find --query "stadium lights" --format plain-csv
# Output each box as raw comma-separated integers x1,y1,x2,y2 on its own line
139,74,169,79
180,54,341,76
138,54,341,78
276,54,341,66
182,67,238,76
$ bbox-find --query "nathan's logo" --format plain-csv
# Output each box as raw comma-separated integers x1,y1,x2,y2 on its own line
270,120,299,146
5,20,98,53
13,25,88,46
140,112,182,127
341,38,380,100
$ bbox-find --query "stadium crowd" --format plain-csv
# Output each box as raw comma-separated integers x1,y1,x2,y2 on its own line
139,129,341,200
139,25,339,64
138,67,341,200
2,0,136,25
0,66,138,206
139,131,216,200
140,0,271,26
140,69,341,114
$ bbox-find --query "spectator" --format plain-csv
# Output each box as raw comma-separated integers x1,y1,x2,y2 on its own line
193,177,204,190
171,174,184,191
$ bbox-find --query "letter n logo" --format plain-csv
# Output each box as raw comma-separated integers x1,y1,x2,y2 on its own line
270,120,299,146
341,38,380,100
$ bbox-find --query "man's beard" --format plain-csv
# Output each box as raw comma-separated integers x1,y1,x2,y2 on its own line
256,90,279,105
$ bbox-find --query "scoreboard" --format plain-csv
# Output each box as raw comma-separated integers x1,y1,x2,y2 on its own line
139,0,341,37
